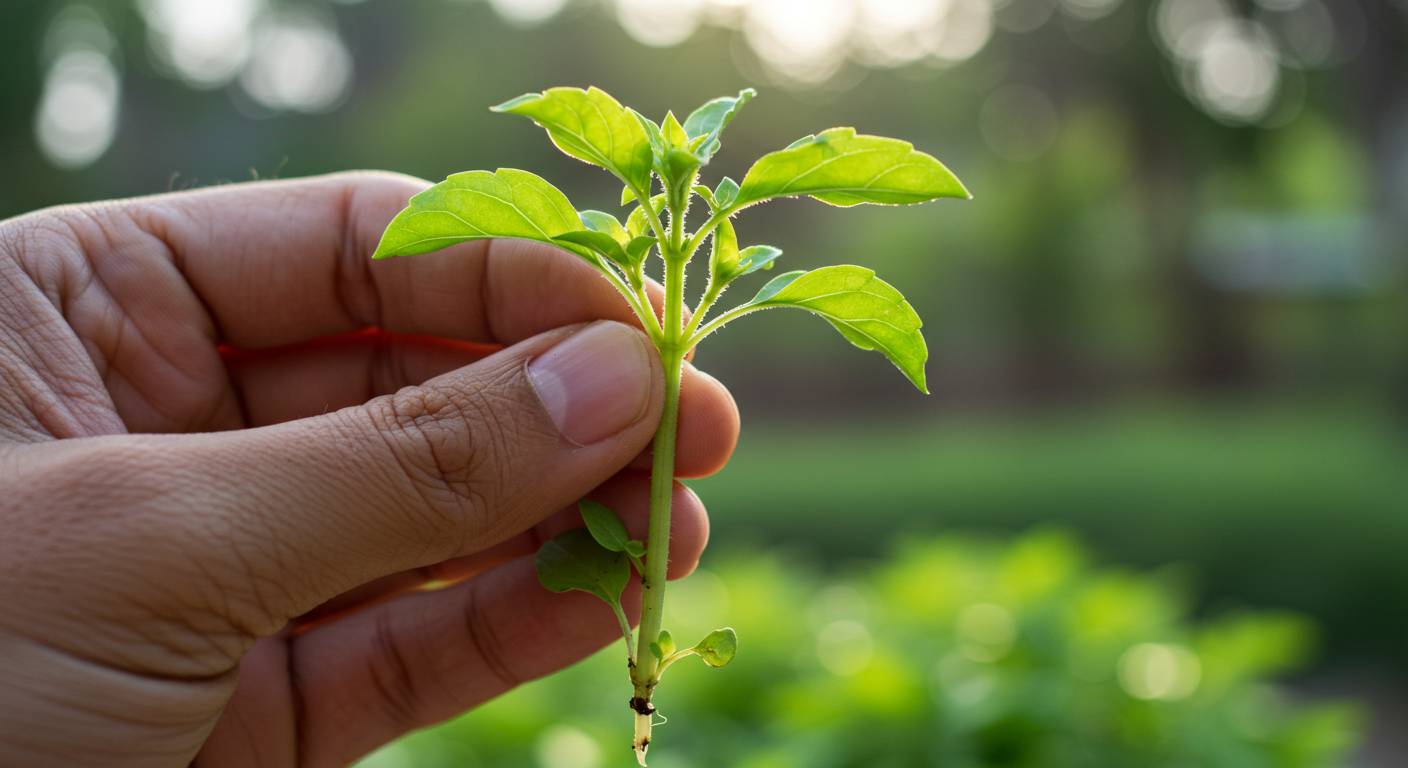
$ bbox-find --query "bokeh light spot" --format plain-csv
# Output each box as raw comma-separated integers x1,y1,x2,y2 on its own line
239,10,353,114
535,725,601,768
744,0,855,85
35,48,120,170
928,0,996,64
1192,20,1280,123
42,5,116,65
1061,0,1123,21
1118,642,1202,701
487,0,570,27
816,619,875,676
139,0,261,88
615,0,705,48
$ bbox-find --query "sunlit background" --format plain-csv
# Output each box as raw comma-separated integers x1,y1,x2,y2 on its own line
4,0,1406,765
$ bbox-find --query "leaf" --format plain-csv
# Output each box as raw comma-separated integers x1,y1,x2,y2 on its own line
624,540,647,558
739,265,929,393
625,236,657,265
627,193,669,238
654,630,677,659
579,210,629,246
714,176,740,209
708,218,741,279
736,245,782,276
734,127,970,209
661,111,689,148
784,134,815,150
492,87,653,191
554,230,628,266
693,627,738,668
664,148,702,189
693,184,718,211
373,168,581,260
683,88,756,163
534,528,630,606
579,500,632,554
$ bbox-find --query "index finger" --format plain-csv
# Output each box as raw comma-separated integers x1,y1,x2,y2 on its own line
119,171,645,347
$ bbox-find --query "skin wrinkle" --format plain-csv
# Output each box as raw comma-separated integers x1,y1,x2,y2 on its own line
463,577,520,692
366,386,487,554
180,555,252,663
334,178,384,330
0,235,117,438
213,429,374,626
55,205,228,432
461,365,560,545
319,410,420,547
285,633,309,768
366,608,422,733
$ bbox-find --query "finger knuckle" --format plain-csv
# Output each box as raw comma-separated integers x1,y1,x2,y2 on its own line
360,379,532,547
366,609,426,731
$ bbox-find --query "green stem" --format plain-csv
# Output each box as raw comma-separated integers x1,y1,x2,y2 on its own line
631,183,668,245
688,303,762,347
631,253,686,701
681,205,738,262
684,280,723,339
594,260,663,343
613,602,637,664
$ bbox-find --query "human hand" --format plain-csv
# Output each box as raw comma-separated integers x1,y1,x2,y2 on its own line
0,172,738,766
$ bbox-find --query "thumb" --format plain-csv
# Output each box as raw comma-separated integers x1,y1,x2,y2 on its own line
174,320,661,629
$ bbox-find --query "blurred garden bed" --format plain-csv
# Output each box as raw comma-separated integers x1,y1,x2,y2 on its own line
361,532,1359,767
693,400,1408,670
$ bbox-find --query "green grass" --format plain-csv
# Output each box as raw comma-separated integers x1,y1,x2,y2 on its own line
692,400,1408,667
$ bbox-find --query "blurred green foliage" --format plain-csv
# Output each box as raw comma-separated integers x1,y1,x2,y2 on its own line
694,402,1408,668
360,532,1359,768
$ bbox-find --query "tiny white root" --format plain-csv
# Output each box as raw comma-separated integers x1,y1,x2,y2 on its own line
633,712,652,766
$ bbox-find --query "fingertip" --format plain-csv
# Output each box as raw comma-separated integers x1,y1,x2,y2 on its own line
558,474,709,579
666,362,741,478
666,482,709,580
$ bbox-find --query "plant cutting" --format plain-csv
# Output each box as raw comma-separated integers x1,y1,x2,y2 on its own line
372,85,968,764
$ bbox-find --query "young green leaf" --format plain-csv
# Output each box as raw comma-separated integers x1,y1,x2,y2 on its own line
579,500,633,554
708,218,741,280
734,127,970,209
714,176,740,209
692,627,738,668
731,265,929,393
683,88,756,163
735,245,782,276
625,236,657,266
493,87,653,192
579,210,629,246
626,192,669,238
784,134,815,150
554,230,629,267
534,528,630,606
629,107,666,161
624,540,647,558
373,168,580,260
661,111,689,149
653,630,676,659
665,148,701,189
693,184,718,211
